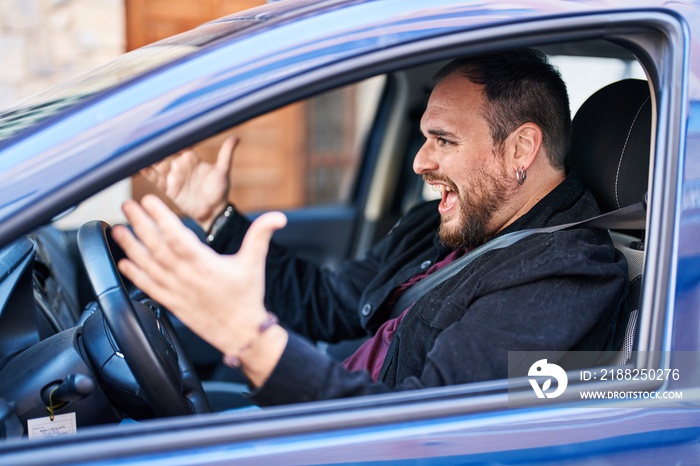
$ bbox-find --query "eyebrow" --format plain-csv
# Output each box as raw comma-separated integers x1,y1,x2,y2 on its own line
424,128,458,139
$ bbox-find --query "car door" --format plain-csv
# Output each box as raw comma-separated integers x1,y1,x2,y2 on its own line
0,1,697,464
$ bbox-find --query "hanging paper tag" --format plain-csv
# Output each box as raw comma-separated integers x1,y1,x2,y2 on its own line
27,412,77,440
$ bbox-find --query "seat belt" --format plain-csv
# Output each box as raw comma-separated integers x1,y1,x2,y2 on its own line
390,200,646,318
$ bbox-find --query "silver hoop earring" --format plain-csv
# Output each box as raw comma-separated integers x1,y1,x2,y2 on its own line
516,166,527,186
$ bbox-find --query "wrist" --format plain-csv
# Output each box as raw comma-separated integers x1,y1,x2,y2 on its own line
222,312,279,369
221,313,288,387
198,199,231,232
205,204,235,244
242,324,288,388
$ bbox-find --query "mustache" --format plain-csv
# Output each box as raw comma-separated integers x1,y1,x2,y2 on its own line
423,173,458,192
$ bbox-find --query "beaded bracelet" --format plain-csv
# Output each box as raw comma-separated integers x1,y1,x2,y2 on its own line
205,204,235,244
222,312,279,368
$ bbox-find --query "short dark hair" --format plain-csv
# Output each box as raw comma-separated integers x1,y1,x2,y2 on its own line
433,49,571,170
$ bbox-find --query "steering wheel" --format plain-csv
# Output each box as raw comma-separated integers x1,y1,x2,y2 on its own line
77,221,210,417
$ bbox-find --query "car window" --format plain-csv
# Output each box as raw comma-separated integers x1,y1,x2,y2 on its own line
15,7,677,411
55,76,385,231
212,75,385,213
54,53,645,228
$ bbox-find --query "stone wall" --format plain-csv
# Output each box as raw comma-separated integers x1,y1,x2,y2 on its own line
0,0,125,110
0,0,128,227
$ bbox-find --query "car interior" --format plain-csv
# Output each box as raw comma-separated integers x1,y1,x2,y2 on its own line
0,34,655,437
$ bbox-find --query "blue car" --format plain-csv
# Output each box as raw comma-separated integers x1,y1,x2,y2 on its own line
0,0,699,463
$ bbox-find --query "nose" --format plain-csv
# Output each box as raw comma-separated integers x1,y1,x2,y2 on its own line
413,141,437,175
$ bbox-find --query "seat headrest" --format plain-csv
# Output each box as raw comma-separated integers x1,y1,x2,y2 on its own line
567,79,651,213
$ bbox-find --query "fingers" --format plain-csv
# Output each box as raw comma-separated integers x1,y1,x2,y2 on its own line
111,223,155,272
238,212,287,268
120,197,169,259
113,196,209,304
111,223,171,301
139,195,204,258
119,196,199,265
216,136,238,173
138,136,238,195
116,254,180,313
141,165,165,192
141,157,173,192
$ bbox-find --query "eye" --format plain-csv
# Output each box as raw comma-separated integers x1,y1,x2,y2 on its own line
437,137,454,147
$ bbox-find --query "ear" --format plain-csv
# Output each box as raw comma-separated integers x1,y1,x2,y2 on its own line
506,122,543,172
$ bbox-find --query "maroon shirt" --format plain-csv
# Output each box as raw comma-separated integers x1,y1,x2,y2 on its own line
342,248,466,380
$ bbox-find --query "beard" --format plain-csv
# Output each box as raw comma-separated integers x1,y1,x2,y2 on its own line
433,167,510,249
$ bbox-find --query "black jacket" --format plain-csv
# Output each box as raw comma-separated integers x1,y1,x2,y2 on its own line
211,176,630,405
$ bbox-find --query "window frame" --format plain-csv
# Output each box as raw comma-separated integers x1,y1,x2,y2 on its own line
123,7,687,423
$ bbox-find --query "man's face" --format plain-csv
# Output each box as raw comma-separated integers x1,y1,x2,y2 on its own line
414,73,512,249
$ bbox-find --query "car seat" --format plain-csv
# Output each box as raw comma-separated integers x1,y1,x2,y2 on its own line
567,78,652,364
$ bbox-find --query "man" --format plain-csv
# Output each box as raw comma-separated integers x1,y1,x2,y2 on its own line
112,49,629,406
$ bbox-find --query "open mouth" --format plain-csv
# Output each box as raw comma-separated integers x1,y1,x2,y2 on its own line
430,182,459,216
